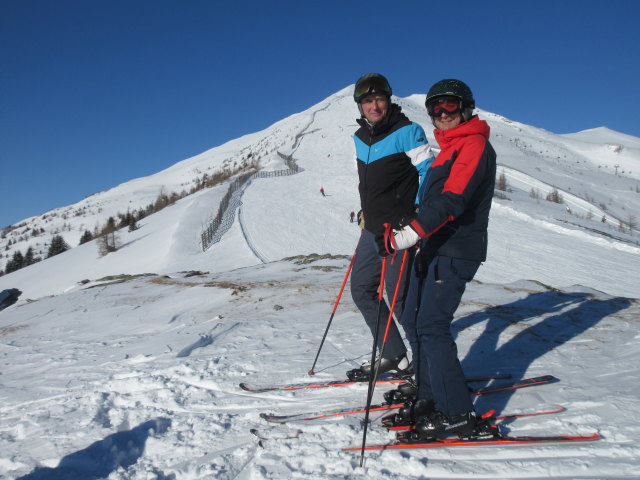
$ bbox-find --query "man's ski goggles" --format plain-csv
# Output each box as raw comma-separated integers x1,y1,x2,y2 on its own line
426,96,462,117
354,77,392,103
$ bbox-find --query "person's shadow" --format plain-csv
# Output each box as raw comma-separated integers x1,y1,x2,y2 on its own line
455,287,633,423
17,418,172,480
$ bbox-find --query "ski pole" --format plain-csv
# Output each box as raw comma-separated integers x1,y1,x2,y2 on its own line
308,247,357,376
359,254,387,467
373,248,409,377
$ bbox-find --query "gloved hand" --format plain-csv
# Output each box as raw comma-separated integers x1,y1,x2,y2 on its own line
375,224,420,257
392,224,420,250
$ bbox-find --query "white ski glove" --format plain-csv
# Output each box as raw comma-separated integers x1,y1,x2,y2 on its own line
392,225,420,251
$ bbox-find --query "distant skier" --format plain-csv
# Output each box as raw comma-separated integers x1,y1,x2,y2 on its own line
320,187,326,197
348,73,435,381
350,211,355,223
379,79,497,441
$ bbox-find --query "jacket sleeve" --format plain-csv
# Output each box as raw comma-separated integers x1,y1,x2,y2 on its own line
410,135,487,238
404,124,435,204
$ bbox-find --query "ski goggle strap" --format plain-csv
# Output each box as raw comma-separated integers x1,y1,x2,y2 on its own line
426,96,462,117
355,77,392,102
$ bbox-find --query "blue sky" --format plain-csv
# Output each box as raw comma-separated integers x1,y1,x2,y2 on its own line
1,0,639,228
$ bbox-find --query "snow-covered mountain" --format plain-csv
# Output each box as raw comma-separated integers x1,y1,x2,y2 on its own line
1,86,639,298
1,87,639,479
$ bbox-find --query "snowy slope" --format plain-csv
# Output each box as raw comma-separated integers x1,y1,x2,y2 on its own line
1,87,640,479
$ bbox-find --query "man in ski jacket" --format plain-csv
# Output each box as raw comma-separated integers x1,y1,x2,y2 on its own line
378,79,497,441
347,73,435,380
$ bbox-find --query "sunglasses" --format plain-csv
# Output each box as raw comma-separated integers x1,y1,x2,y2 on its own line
426,96,462,117
354,77,392,102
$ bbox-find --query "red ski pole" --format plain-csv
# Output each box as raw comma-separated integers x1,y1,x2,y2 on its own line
372,248,409,379
308,246,357,376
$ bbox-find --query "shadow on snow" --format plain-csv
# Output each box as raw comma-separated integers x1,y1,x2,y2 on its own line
456,287,633,419
17,418,172,480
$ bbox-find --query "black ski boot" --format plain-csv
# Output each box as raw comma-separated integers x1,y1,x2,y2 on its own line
471,413,501,438
383,380,417,404
400,410,478,442
346,354,411,382
381,397,435,428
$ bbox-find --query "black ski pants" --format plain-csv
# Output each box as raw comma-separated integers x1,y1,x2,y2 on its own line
350,229,413,360
401,253,480,417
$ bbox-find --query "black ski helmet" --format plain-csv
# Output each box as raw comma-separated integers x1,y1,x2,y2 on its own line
354,73,392,103
425,79,475,121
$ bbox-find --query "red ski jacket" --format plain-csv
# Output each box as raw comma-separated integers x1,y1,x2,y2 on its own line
409,116,497,261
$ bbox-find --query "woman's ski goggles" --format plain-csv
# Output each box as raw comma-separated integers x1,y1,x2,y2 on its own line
426,96,462,117
354,77,392,103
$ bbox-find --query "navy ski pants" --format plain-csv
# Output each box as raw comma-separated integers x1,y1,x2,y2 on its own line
350,230,413,360
402,253,480,417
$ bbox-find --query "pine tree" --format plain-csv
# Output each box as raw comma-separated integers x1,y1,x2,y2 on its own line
23,247,36,266
5,250,24,273
79,230,94,245
128,218,139,232
47,235,70,258
546,188,563,204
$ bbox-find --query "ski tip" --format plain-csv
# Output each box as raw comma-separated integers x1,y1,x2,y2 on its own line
239,382,251,391
531,404,566,415
259,412,289,423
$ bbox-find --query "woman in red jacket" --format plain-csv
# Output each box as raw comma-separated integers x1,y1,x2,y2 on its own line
378,79,497,441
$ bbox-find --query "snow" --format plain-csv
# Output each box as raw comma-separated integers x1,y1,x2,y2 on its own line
1,88,640,479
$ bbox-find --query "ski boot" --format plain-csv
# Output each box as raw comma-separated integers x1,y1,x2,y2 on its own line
381,397,435,428
397,409,502,443
398,410,477,442
383,379,417,404
346,354,411,382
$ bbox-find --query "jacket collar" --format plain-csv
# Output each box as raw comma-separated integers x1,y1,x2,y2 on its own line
434,115,490,148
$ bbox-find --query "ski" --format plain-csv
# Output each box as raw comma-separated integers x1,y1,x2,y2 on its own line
250,427,301,441
386,405,566,431
240,373,512,393
385,406,566,432
259,375,557,423
252,405,564,440
467,374,557,395
241,377,403,393
342,432,601,451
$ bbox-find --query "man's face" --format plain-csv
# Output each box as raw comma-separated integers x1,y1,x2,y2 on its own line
434,110,462,131
360,93,388,124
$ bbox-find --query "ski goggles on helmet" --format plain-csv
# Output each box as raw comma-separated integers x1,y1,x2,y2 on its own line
354,77,392,103
426,96,462,117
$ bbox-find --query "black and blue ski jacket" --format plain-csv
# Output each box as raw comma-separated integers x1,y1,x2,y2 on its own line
354,104,434,235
